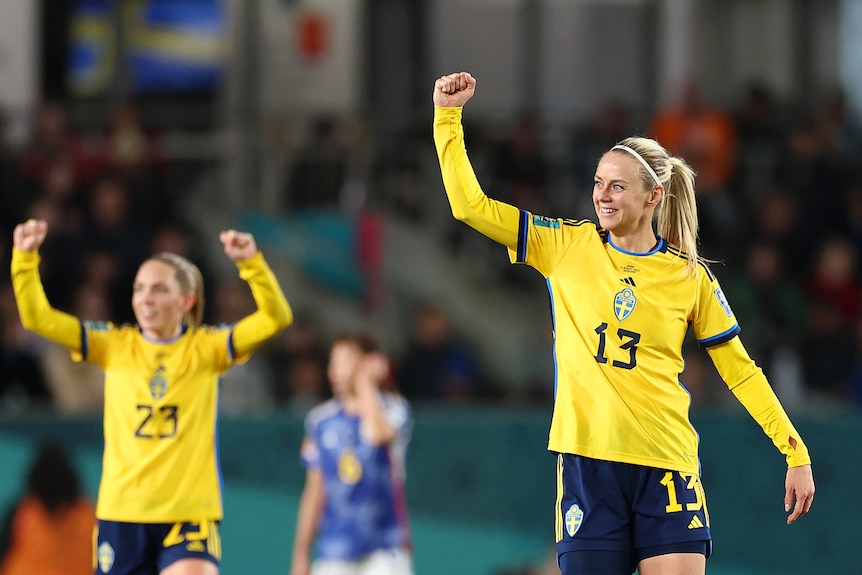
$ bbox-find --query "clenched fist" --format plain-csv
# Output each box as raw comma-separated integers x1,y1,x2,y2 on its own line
219,229,258,262
13,219,48,253
433,72,477,108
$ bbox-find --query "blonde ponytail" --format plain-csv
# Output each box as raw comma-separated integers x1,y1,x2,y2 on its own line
612,137,701,276
657,157,699,276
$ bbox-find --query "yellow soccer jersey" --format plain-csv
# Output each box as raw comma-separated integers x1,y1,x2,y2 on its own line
434,105,809,473
85,323,233,522
11,248,292,523
512,215,737,473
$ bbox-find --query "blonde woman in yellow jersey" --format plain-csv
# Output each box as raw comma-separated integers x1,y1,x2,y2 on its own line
11,219,293,575
433,73,815,575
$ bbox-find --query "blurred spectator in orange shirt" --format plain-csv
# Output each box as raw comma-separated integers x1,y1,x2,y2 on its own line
0,443,95,575
650,82,737,193
650,82,738,258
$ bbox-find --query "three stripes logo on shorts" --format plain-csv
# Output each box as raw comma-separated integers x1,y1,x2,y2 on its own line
688,515,705,529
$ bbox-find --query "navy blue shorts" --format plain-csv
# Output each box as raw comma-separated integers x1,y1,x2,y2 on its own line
554,454,711,570
94,520,221,574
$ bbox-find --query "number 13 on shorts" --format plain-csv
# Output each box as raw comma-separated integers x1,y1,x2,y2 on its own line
661,471,710,527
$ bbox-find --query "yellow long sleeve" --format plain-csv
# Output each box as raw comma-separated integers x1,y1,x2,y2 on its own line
10,247,82,351
434,106,522,248
707,337,811,468
231,251,293,357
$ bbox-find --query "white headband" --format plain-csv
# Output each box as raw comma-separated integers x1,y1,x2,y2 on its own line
611,145,662,188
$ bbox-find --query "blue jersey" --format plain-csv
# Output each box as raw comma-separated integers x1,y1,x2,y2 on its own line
302,394,412,560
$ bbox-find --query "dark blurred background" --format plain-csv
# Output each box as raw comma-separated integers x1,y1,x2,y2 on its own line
0,0,857,573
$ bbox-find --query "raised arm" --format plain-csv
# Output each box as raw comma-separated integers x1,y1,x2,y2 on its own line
354,353,399,446
707,337,815,524
433,72,521,248
10,220,82,351
221,230,293,357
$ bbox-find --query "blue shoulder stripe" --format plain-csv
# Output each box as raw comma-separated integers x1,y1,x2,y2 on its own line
697,324,740,348
516,209,529,262
228,330,237,362
79,320,88,360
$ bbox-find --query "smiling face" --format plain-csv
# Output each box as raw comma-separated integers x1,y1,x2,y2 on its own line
593,151,662,238
132,260,194,341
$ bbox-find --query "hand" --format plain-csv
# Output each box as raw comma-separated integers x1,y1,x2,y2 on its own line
355,353,390,389
433,72,476,108
784,464,814,524
220,229,258,262
13,219,48,253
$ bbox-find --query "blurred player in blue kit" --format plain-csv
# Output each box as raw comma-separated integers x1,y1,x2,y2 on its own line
290,334,413,575
432,72,815,575
11,219,293,575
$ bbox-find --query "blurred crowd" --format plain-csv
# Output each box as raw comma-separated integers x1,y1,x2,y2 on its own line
2,78,862,417
0,99,219,415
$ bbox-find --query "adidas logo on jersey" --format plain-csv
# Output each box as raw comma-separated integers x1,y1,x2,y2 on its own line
688,515,704,529
620,277,636,286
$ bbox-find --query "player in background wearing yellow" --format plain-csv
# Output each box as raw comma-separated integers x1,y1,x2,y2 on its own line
11,219,293,575
432,72,814,575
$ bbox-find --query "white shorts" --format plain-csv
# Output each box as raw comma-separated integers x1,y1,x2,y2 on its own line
311,548,414,575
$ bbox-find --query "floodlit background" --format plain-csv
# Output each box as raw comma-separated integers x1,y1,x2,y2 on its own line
0,1,857,573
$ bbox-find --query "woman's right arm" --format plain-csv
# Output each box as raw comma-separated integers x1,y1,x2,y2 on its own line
11,220,82,351
433,72,521,248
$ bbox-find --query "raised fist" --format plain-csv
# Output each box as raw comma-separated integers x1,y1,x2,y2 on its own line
433,72,477,108
13,219,48,253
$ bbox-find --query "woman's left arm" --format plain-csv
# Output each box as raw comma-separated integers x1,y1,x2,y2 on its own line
707,337,809,465
221,231,293,356
707,337,815,523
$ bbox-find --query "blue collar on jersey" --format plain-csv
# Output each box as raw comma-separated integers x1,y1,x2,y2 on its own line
607,235,667,256
139,323,189,344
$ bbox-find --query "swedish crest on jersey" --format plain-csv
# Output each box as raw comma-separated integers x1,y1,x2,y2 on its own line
613,287,637,321
149,366,168,400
